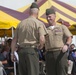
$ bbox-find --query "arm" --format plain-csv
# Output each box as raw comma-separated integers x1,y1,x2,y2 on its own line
11,25,19,54
11,37,17,61
0,60,7,67
1,60,7,64
62,36,72,53
62,25,72,53
66,36,72,45
11,37,17,54
38,22,48,49
38,35,45,49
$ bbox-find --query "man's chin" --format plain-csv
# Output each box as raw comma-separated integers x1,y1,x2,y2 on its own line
49,22,52,25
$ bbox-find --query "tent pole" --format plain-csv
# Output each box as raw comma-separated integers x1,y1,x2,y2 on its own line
12,27,14,38
12,27,17,75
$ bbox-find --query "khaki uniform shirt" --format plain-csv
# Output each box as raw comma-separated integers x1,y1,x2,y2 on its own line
45,24,72,51
14,16,48,47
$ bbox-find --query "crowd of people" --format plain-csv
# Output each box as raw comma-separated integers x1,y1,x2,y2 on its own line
0,2,76,75
0,38,19,75
0,39,14,75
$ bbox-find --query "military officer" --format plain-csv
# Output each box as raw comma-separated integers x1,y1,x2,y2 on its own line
45,8,72,75
11,2,48,75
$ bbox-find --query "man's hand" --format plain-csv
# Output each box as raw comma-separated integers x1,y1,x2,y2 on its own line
37,44,43,50
11,53,17,62
62,45,68,53
68,60,73,65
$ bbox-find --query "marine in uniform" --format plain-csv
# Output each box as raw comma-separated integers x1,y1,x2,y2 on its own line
11,2,48,75
45,8,72,75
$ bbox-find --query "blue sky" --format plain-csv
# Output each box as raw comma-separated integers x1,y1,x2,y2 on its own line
0,0,76,10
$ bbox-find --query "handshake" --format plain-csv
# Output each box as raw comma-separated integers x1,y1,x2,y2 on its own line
0,61,3,67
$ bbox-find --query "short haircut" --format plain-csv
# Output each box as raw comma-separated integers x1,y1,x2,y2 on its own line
30,8,39,14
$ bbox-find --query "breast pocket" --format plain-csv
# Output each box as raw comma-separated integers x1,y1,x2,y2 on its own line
54,31,63,41
55,31,63,35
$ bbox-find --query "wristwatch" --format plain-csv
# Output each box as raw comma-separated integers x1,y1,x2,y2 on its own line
65,43,69,47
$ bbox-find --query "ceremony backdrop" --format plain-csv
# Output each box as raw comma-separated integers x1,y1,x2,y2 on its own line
0,0,76,36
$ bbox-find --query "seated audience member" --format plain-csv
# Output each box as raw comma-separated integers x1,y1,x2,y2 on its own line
68,44,76,75
2,39,14,75
0,44,7,75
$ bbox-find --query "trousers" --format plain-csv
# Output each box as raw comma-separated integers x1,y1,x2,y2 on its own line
18,47,39,75
45,50,68,75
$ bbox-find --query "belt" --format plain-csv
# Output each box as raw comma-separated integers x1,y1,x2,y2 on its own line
46,47,62,51
19,44,36,48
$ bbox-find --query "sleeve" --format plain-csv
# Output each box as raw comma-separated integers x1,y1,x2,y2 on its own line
62,25,73,37
38,22,48,36
14,22,21,38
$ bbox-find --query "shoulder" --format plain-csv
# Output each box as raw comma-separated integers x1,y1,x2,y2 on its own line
35,19,45,25
17,18,28,28
32,19,46,28
56,24,65,28
57,25,70,32
61,25,68,29
55,24,63,30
